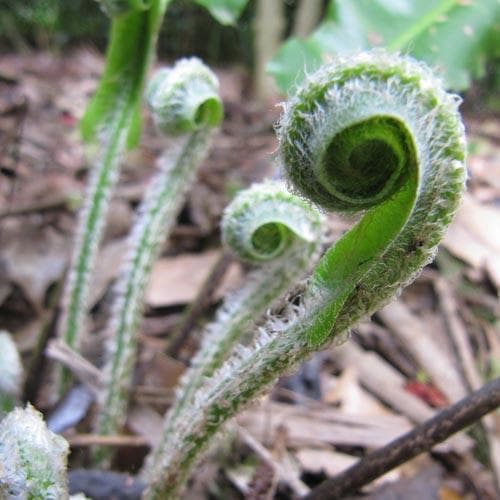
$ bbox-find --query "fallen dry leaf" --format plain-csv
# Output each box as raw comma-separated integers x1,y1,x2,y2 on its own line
378,301,468,403
145,249,242,307
238,400,412,450
321,367,392,416
127,404,165,447
443,195,500,288
295,448,357,477
0,219,70,310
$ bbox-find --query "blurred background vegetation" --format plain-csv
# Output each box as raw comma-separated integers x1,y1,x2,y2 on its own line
0,0,498,106
0,0,261,64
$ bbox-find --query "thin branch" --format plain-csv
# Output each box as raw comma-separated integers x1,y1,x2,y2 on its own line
304,377,500,500
68,434,148,448
46,339,103,395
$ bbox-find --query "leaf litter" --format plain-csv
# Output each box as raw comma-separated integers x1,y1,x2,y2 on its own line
0,49,499,499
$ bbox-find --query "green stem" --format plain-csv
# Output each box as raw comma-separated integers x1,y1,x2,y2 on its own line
58,1,170,394
142,50,466,498
94,130,215,465
142,182,323,480
93,58,223,466
59,112,128,395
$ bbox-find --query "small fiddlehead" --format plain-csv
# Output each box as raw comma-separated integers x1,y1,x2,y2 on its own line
93,58,222,466
147,62,223,135
0,405,69,499
142,181,323,480
142,50,466,499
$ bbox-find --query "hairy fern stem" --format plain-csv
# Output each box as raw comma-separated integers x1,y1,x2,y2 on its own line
142,181,324,479
142,50,466,498
57,0,171,395
93,59,222,466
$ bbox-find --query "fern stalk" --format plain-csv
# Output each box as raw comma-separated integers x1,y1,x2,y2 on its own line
93,59,223,466
142,181,324,477
57,0,172,395
142,50,467,498
0,331,23,416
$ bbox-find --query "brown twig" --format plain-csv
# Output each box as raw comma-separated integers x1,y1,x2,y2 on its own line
434,277,483,391
236,424,310,497
45,339,103,394
67,433,148,448
304,377,500,500
0,195,76,219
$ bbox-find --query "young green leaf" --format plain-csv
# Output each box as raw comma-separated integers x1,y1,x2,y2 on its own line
81,0,173,147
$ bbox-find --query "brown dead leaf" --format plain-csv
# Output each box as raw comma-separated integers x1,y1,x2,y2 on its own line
0,281,12,308
137,349,185,390
438,485,464,500
103,199,133,242
469,148,500,190
443,195,500,288
379,301,468,403
295,448,357,477
145,250,242,307
334,342,472,454
127,404,165,447
238,400,412,450
321,368,391,416
2,173,81,217
0,219,70,310
367,463,443,500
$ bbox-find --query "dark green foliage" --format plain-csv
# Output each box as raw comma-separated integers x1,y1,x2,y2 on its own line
0,0,107,49
269,0,500,93
0,0,252,64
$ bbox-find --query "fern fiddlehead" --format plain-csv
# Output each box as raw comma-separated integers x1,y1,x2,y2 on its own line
0,405,69,499
142,50,467,499
142,180,323,478
93,59,223,466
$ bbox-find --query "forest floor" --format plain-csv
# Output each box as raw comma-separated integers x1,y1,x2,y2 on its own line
0,49,499,500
